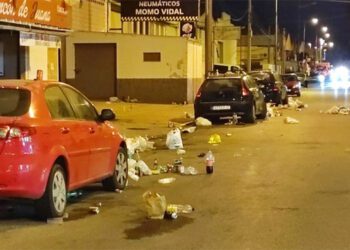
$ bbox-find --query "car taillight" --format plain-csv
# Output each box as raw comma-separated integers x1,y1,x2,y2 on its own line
242,85,249,96
0,126,9,139
0,126,36,140
195,88,202,98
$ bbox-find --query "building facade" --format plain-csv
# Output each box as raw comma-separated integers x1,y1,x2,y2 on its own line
0,0,71,80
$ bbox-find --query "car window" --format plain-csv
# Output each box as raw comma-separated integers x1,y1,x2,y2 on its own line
203,79,241,92
45,86,76,119
61,86,98,121
0,88,30,116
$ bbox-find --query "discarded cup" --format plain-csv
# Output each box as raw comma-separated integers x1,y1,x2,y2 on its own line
158,177,176,184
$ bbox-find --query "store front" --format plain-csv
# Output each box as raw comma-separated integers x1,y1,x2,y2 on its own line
0,0,71,80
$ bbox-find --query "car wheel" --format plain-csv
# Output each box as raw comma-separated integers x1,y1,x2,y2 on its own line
245,104,256,123
35,164,67,219
274,95,282,105
257,102,267,119
102,147,128,191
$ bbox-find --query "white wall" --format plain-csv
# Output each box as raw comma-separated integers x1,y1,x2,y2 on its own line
27,46,48,80
66,31,190,79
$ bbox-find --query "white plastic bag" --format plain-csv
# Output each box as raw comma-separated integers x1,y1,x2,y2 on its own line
136,160,152,176
166,128,184,149
195,117,212,126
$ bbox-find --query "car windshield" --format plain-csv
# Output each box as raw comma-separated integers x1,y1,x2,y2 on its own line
0,88,31,116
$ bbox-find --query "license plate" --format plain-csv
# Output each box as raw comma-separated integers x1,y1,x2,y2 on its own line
211,105,231,111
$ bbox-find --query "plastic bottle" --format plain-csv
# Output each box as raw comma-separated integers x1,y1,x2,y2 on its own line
205,150,215,174
167,204,194,214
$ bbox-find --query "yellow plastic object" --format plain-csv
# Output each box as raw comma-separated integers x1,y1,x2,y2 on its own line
208,134,221,144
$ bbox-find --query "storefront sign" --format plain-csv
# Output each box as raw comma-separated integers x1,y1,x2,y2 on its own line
121,0,199,21
0,0,71,29
180,21,195,38
20,31,61,48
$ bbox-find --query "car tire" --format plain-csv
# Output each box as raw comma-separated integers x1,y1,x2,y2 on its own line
102,147,128,191
257,102,267,119
245,104,256,123
35,164,67,219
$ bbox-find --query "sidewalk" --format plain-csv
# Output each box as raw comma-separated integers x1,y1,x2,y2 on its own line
94,101,194,138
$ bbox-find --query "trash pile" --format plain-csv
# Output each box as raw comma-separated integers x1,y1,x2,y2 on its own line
267,103,283,118
288,97,308,110
142,191,194,220
322,105,350,115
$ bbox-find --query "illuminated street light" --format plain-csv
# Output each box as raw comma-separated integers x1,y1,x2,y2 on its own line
322,26,328,33
325,33,330,39
308,42,312,48
329,42,334,48
319,38,325,46
311,18,318,25
302,17,319,59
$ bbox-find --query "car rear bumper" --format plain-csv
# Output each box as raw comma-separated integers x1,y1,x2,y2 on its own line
194,101,251,119
287,87,300,96
264,92,280,103
0,155,46,199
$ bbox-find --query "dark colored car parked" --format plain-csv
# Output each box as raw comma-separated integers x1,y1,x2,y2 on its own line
194,73,267,123
281,73,301,97
250,70,288,105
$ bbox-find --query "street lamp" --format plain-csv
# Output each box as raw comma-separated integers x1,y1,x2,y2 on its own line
322,26,328,33
329,42,334,48
325,33,330,39
302,17,318,60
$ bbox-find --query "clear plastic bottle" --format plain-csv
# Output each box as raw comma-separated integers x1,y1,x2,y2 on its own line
167,204,194,214
205,150,215,174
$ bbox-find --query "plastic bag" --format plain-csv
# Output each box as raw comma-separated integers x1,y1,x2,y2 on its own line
195,117,212,126
284,117,299,124
142,191,167,219
136,160,152,176
208,134,221,144
166,128,184,149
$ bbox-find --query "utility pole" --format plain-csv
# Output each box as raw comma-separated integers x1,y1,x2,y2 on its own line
247,0,252,73
205,0,213,76
275,0,278,72
282,28,286,73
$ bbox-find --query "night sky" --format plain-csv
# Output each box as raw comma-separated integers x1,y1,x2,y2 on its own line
213,0,350,64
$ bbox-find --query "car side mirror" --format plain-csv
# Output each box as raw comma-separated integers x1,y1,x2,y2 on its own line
100,109,116,121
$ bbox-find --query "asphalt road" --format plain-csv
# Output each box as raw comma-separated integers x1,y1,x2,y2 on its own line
1,86,350,250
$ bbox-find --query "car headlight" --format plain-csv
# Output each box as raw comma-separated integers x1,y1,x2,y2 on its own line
318,75,325,83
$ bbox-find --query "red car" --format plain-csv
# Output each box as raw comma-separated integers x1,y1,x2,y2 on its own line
281,73,301,97
0,80,128,219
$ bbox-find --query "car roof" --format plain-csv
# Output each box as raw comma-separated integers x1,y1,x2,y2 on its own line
207,71,246,80
0,80,70,91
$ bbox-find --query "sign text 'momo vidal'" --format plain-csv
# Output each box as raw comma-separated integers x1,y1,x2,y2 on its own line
135,0,184,16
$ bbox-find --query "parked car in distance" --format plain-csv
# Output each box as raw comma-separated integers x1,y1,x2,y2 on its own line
194,72,267,123
0,80,128,219
213,64,246,75
250,70,288,105
281,73,301,97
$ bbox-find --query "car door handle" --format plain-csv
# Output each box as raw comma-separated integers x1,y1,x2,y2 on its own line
89,127,95,134
61,127,70,134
